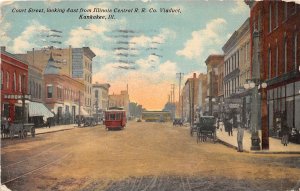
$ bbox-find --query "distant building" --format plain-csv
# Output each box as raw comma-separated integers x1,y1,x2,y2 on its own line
92,82,110,119
205,55,224,116
197,73,208,115
109,90,130,116
181,73,201,122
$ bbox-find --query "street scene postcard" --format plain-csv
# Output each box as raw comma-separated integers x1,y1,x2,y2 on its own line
1,0,300,190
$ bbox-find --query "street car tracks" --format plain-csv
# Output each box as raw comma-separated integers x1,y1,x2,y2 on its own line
2,144,62,168
2,151,72,184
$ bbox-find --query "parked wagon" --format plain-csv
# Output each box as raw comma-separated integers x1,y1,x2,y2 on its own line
196,116,217,143
5,123,35,139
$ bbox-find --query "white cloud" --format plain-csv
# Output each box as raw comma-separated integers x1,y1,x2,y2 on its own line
176,18,227,60
91,47,108,57
11,20,50,53
230,0,248,15
130,28,176,48
66,23,110,47
0,21,11,46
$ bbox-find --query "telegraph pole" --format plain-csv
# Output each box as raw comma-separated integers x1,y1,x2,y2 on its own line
171,84,175,104
176,72,184,120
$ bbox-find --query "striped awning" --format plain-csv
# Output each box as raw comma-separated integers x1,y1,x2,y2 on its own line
28,102,54,118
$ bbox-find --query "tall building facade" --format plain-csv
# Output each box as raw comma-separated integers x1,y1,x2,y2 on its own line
247,1,300,137
222,18,251,126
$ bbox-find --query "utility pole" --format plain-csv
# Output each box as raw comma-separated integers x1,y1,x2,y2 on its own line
78,90,81,127
176,72,184,120
171,84,175,104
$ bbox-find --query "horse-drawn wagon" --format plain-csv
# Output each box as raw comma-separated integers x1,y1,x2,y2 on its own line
196,116,217,143
1,123,35,139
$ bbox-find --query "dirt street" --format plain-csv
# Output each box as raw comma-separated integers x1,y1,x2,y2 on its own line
1,121,300,191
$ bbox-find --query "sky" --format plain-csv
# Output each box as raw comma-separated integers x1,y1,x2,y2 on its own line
0,0,249,110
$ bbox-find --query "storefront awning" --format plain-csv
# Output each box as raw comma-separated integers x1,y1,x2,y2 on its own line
80,108,89,116
28,102,54,118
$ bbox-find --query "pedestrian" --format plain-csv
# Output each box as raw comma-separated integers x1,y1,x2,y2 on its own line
47,117,51,128
281,118,289,146
228,117,233,136
237,123,244,152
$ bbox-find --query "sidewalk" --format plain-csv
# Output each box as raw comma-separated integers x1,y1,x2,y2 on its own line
216,125,300,154
35,124,77,135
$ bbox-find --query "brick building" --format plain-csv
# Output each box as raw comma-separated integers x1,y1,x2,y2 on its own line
44,54,85,124
205,54,224,116
246,0,300,147
108,90,130,116
1,47,28,123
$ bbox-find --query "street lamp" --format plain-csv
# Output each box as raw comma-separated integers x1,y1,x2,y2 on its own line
244,79,268,150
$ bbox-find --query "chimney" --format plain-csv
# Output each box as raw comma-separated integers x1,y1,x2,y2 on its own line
193,73,196,79
1,46,6,52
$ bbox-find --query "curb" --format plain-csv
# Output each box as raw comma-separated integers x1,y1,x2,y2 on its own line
36,128,75,135
217,137,300,154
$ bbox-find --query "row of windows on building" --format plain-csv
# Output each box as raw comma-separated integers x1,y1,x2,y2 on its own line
85,73,92,83
267,33,298,79
1,70,25,92
224,76,240,98
268,1,298,33
46,85,79,101
224,42,250,76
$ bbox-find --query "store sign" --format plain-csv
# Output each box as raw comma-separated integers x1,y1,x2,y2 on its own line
229,104,240,108
3,94,31,100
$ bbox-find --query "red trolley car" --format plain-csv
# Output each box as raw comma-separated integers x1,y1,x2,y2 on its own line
104,108,126,130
